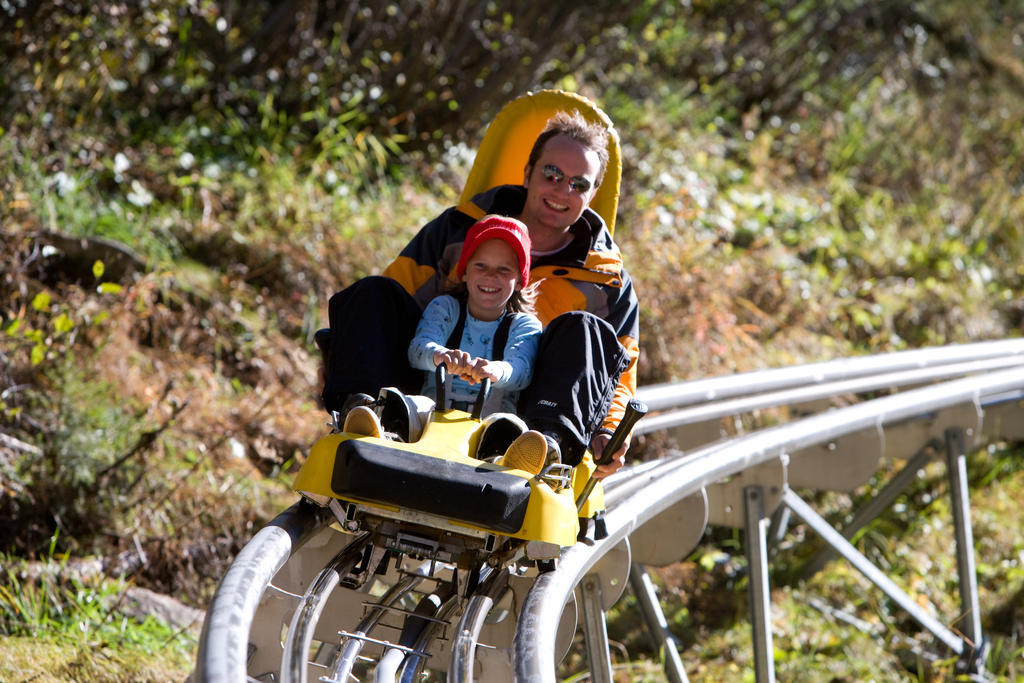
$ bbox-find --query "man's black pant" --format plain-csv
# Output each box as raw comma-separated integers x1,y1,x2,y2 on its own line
321,277,630,464
517,311,630,466
321,276,424,413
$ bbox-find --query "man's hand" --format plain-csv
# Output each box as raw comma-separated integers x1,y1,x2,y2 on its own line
589,432,628,480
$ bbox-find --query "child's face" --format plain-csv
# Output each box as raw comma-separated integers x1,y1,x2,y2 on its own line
463,239,520,321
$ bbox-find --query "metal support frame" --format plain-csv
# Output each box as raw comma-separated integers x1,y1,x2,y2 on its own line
580,574,613,683
803,440,938,578
944,428,987,674
766,504,790,556
515,368,1024,683
744,485,776,683
782,489,965,654
628,563,689,683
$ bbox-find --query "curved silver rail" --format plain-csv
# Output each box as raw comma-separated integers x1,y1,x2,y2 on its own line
516,365,1024,681
637,338,1024,412
636,354,1024,435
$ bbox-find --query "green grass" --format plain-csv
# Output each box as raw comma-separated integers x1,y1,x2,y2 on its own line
0,553,196,681
0,635,193,682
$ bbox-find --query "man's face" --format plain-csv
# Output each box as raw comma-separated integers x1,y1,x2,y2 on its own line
521,134,601,238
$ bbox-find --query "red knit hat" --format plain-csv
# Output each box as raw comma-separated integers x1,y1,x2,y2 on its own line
456,214,532,286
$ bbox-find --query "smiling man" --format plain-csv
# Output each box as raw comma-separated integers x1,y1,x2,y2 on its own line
323,111,640,479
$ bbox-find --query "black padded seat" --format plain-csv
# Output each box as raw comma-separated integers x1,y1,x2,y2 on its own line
331,439,531,534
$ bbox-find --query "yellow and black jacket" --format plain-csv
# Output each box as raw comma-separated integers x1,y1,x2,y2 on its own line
382,185,640,433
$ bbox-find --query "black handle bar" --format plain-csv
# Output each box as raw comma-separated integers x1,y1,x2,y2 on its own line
434,363,490,420
576,398,648,511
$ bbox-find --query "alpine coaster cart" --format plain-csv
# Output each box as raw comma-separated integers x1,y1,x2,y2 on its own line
193,90,634,683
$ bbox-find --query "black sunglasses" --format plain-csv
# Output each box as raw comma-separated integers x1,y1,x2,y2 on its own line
540,164,593,193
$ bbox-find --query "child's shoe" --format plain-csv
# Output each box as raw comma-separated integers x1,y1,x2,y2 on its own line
343,405,383,438
498,430,547,476
477,412,528,460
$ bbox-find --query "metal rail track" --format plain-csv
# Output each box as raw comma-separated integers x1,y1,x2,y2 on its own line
195,339,1024,681
513,360,1024,682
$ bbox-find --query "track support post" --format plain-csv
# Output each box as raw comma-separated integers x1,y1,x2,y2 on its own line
744,485,776,683
944,427,988,675
629,563,689,683
580,573,614,683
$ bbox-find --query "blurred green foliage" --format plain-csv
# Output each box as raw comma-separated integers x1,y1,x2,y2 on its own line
2,0,651,155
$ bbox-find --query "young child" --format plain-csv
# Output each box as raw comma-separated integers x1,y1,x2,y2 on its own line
344,215,548,472
408,214,547,474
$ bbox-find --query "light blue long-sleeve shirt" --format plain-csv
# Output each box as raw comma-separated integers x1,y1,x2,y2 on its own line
408,295,542,414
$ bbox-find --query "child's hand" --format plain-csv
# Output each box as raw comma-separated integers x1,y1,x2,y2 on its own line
433,350,499,385
457,358,500,384
471,359,501,384
433,349,473,377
